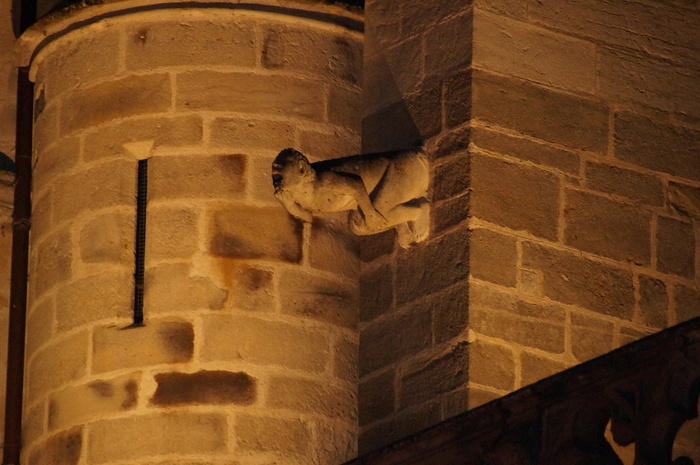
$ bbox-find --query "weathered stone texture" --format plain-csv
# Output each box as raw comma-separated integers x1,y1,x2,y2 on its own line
28,331,89,400
570,312,615,362
79,211,134,264
360,263,394,322
471,153,560,241
145,263,228,313
424,12,472,76
359,400,440,455
29,426,83,465
210,118,294,150
470,228,518,287
400,343,469,408
564,189,652,265
433,153,469,201
26,297,54,361
522,242,635,318
675,284,700,324
33,137,80,194
656,216,695,278
585,162,664,206
359,370,395,426
474,0,528,20
151,370,256,406
32,228,72,298
329,86,363,130
149,154,245,200
469,340,515,391
309,218,360,277
520,352,568,386
267,377,356,421
229,264,275,312
145,206,199,261
638,275,668,328
431,282,469,344
236,414,312,458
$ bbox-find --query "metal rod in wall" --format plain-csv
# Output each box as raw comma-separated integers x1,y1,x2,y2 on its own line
2,66,34,465
132,158,148,327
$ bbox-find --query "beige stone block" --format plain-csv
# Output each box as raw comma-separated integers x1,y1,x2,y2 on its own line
424,12,472,77
210,118,294,150
151,370,256,406
298,129,361,161
249,153,280,204
469,340,515,391
26,297,54,360
201,314,330,373
656,216,695,278
33,102,59,154
471,306,565,353
467,386,502,409
28,330,89,400
359,370,394,426
84,115,204,162
262,24,361,85
615,111,700,182
474,0,527,19
223,263,275,312
87,413,227,463
637,275,668,329
470,228,518,287
267,376,356,421
309,217,360,278
585,162,664,206
471,153,560,241
79,210,134,265
30,192,51,245
315,421,357,465
328,86,363,130
177,71,326,122
471,70,609,153
144,263,228,313
55,271,132,332
33,227,72,298
675,284,700,324
92,320,194,373
60,74,171,135
146,206,199,261
22,400,46,448
278,268,358,328
33,137,80,195
209,206,302,263
48,372,140,430
53,159,136,224
235,414,311,457
125,20,255,70
570,312,614,362
520,352,568,386
29,426,83,465
522,241,635,318
474,11,596,93
149,154,246,200
564,189,652,265
360,263,393,322
333,337,358,384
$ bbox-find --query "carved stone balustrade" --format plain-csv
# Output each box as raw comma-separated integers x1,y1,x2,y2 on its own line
346,317,700,465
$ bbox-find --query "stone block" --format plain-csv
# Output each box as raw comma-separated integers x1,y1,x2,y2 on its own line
333,337,358,384
361,101,425,154
33,102,58,154
675,67,700,119
48,373,140,431
669,182,700,219
23,401,46,448
60,74,171,135
359,370,395,425
228,264,275,312
585,162,664,206
84,115,203,162
656,216,695,278
145,205,199,261
298,129,361,161
310,217,360,278
570,312,615,362
26,297,54,360
200,314,330,374
360,263,394,322
471,126,580,174
92,320,194,373
359,229,396,262
432,193,470,234
28,330,89,400
33,137,80,195
675,284,700,324
329,86,363,130
474,0,527,19
235,414,311,458
522,241,635,318
471,153,560,241
151,370,255,406
315,422,357,465
125,20,256,70
473,11,596,93
520,352,568,386
618,325,655,346
431,282,469,344
35,28,120,101
564,189,652,265
400,342,469,408
149,154,246,200
177,71,325,122
262,24,361,85
210,118,294,151
267,376,356,421
79,210,134,265
360,308,431,376
637,275,668,328
424,12,472,77
405,78,443,139
433,153,469,201
145,263,228,313
52,159,136,224
395,228,469,304
33,227,72,298
383,35,424,96
358,401,440,455
87,413,227,462
278,269,358,328
470,228,518,287
55,271,133,333
29,426,83,465
467,387,502,409
401,0,470,37
469,340,515,391
615,111,700,182
209,206,302,263
472,70,609,153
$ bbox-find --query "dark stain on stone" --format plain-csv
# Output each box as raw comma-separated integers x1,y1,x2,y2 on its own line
150,370,257,406
262,29,284,69
34,88,46,121
218,154,246,178
238,266,273,292
30,426,83,465
47,399,59,430
332,37,361,84
158,322,195,362
88,380,114,398
121,379,139,410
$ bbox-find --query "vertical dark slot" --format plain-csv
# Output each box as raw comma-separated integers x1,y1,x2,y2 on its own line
132,158,148,327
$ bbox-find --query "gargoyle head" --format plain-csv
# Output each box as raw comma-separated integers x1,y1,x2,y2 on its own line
272,148,313,193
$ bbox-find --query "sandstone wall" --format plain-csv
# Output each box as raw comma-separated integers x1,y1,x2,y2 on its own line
359,0,700,455
22,4,362,464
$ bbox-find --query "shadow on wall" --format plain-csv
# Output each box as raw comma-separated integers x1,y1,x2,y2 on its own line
0,152,15,173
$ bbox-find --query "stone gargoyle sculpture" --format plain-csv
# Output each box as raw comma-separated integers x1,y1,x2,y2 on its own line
271,147,430,248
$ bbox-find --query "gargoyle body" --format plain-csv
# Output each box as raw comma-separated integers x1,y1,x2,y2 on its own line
272,147,430,247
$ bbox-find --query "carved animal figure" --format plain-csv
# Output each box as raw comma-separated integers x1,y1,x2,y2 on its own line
272,147,430,247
